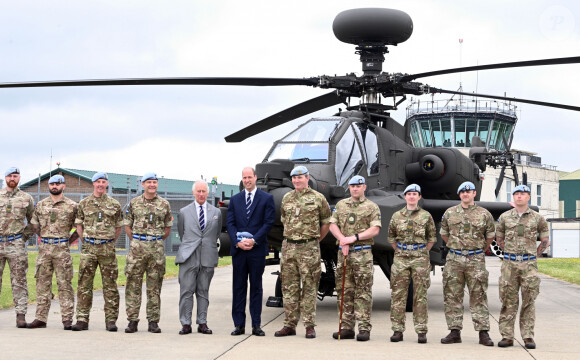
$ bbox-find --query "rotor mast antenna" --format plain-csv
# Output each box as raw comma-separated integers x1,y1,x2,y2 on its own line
459,38,463,99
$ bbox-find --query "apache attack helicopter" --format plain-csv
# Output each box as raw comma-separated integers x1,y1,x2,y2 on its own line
1,8,579,307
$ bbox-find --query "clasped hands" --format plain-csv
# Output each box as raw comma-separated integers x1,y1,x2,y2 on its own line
238,238,255,251
339,235,357,256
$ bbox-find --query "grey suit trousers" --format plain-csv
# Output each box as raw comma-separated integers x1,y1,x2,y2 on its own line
178,247,214,325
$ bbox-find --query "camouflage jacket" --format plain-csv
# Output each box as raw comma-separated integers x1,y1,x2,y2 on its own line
496,207,549,255
31,196,78,238
0,188,34,236
281,187,331,240
440,204,495,250
75,194,123,239
124,194,173,236
330,197,381,246
388,206,436,246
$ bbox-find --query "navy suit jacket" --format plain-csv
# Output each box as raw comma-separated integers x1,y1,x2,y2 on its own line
227,189,275,257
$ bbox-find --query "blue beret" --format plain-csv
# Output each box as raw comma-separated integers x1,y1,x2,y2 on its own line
4,167,19,176
512,184,531,195
48,175,65,184
403,184,421,195
348,175,366,185
290,166,309,176
457,181,476,194
91,172,108,182
141,172,158,182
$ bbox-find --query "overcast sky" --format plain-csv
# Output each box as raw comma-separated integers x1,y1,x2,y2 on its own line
1,0,578,185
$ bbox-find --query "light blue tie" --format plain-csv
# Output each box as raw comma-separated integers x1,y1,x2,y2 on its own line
199,205,205,232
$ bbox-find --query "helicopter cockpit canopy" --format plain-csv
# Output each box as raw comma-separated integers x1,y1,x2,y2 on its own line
336,121,380,187
266,118,380,188
267,118,341,163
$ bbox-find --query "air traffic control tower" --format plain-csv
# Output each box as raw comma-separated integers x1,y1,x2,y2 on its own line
404,96,559,219
405,96,517,150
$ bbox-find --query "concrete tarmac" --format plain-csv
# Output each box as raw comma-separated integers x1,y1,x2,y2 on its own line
1,256,579,359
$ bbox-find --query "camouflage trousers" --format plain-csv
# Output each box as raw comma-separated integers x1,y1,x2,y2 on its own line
0,239,28,314
280,240,321,328
34,243,74,322
125,239,166,322
390,252,431,333
499,259,540,340
335,249,373,332
0,238,28,314
442,253,490,331
76,241,119,323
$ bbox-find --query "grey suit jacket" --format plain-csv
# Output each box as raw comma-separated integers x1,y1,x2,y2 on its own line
176,202,222,267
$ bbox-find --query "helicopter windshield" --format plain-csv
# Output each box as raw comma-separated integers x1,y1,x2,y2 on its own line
335,122,380,187
267,119,340,162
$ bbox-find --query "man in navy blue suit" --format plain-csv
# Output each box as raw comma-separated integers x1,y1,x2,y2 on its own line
227,167,275,336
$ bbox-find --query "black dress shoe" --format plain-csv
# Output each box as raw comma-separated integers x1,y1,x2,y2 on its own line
179,324,192,335
231,325,245,336
197,323,213,334
252,326,265,336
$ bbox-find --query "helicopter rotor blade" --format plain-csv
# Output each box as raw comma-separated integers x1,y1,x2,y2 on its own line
225,91,347,143
399,56,580,82
0,77,320,89
429,87,580,112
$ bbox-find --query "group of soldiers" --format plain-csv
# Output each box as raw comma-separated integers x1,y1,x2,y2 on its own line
0,167,172,333
1,165,549,349
275,166,548,350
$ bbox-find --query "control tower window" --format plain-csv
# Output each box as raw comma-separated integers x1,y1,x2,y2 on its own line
353,123,380,175
431,120,443,147
336,125,364,187
490,122,513,150
465,119,477,147
410,122,421,146
420,121,432,147
455,118,466,147
441,120,452,147
477,120,490,146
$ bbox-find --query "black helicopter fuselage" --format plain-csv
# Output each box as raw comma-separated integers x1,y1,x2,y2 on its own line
217,110,511,285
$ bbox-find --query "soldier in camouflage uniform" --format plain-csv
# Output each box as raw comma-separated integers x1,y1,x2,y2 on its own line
71,172,123,332
440,181,495,346
0,167,34,328
275,166,331,339
387,184,436,344
27,175,78,330
496,184,549,350
329,175,381,342
123,172,172,334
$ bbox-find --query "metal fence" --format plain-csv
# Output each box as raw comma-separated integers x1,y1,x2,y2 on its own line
26,190,224,256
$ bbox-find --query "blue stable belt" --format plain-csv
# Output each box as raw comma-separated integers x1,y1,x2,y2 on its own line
449,248,484,256
338,245,372,252
41,237,69,244
503,253,536,261
83,237,114,245
0,233,22,242
397,243,426,250
133,234,162,241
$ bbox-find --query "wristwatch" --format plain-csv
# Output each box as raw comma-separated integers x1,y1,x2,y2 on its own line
355,234,359,241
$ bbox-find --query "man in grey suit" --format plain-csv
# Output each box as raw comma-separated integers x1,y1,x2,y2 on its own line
176,180,222,335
